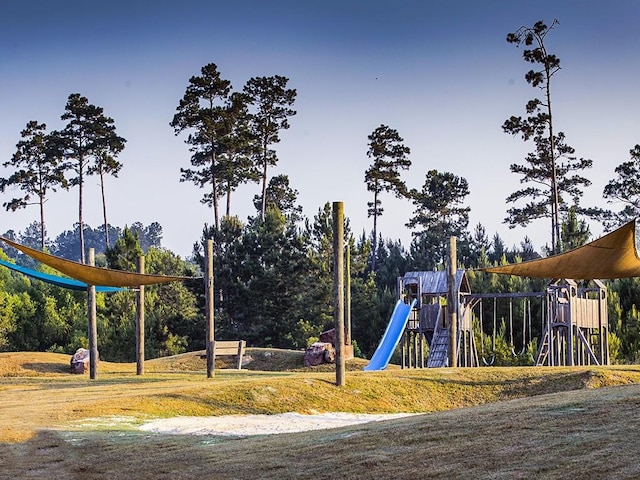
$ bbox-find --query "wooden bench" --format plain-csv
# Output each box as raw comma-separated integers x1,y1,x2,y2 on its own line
214,340,246,370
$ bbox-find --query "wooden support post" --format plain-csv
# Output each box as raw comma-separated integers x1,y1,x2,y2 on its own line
448,236,458,368
546,294,554,366
598,287,605,365
136,255,145,375
333,201,346,387
205,239,215,378
567,288,574,367
88,248,98,379
345,244,351,347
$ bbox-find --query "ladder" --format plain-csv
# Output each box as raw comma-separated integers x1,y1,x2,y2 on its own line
427,326,450,368
535,324,550,366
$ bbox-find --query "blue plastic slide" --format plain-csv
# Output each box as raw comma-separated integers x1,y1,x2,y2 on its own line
363,299,417,371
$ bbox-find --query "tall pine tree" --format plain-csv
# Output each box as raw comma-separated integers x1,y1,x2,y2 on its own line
503,20,592,254
364,124,411,271
52,93,126,262
0,120,67,250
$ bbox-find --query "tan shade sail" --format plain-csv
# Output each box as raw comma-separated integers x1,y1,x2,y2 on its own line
0,236,194,287
482,220,640,279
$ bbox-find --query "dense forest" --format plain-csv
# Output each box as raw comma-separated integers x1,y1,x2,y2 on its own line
1,20,640,364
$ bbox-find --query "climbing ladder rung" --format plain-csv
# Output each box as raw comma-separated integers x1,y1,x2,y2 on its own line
427,327,449,368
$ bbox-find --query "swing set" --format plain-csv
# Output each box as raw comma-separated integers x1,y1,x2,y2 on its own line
397,272,609,368
466,292,544,366
465,278,609,367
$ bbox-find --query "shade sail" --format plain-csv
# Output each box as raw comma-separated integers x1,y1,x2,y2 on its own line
0,258,123,292
482,220,640,280
0,236,194,287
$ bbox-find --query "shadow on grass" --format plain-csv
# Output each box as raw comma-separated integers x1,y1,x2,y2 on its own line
22,362,70,374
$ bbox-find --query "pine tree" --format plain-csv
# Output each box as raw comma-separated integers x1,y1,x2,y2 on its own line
602,144,640,228
0,121,67,250
243,76,297,220
503,20,592,254
171,63,231,229
364,124,411,270
52,93,126,262
407,169,470,266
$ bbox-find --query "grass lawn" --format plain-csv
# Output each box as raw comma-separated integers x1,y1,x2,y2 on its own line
2,350,640,479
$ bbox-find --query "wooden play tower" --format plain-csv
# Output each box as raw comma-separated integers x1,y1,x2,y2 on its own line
535,279,609,366
396,272,609,369
398,270,478,368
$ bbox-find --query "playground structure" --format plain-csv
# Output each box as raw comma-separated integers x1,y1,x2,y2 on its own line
399,270,478,368
536,279,609,366
365,221,640,370
365,270,610,370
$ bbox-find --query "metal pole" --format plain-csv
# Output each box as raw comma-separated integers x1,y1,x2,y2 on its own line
88,248,98,379
448,236,458,368
333,202,346,386
136,255,145,375
205,239,215,378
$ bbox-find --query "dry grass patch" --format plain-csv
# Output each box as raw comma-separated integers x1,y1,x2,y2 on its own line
4,352,640,478
3,384,640,479
145,348,370,372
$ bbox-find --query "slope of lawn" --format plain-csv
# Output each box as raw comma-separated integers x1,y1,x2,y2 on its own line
2,350,640,479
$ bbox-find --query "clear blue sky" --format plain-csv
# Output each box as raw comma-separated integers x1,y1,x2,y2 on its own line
1,0,639,257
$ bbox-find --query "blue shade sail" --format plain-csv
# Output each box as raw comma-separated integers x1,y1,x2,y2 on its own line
0,258,125,292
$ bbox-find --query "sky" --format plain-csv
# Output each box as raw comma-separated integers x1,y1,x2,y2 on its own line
1,0,639,258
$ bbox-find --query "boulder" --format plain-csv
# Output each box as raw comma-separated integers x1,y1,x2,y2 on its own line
319,329,336,346
304,342,335,367
70,348,96,374
318,328,353,360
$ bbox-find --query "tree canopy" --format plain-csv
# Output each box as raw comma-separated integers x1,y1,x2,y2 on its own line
51,93,126,263
602,144,640,229
171,63,232,229
243,75,297,220
364,124,411,270
503,20,593,254
0,120,67,250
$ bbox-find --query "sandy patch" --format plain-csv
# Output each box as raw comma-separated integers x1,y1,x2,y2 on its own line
139,412,416,437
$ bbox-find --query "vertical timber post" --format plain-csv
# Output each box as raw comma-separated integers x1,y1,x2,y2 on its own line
136,255,145,375
205,239,215,378
448,236,458,368
333,201,346,387
345,244,352,348
88,248,98,379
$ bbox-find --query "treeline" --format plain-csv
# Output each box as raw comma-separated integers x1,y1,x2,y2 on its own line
1,202,640,365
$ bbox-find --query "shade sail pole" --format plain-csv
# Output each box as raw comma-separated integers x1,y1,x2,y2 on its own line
205,239,215,378
88,248,98,380
333,201,346,387
136,255,145,375
448,236,458,368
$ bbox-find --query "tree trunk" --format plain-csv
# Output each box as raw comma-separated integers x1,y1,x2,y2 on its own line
211,152,219,230
100,167,109,249
226,185,231,217
261,139,268,221
39,197,45,251
79,156,85,264
546,55,561,254
261,158,268,221
372,189,378,271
